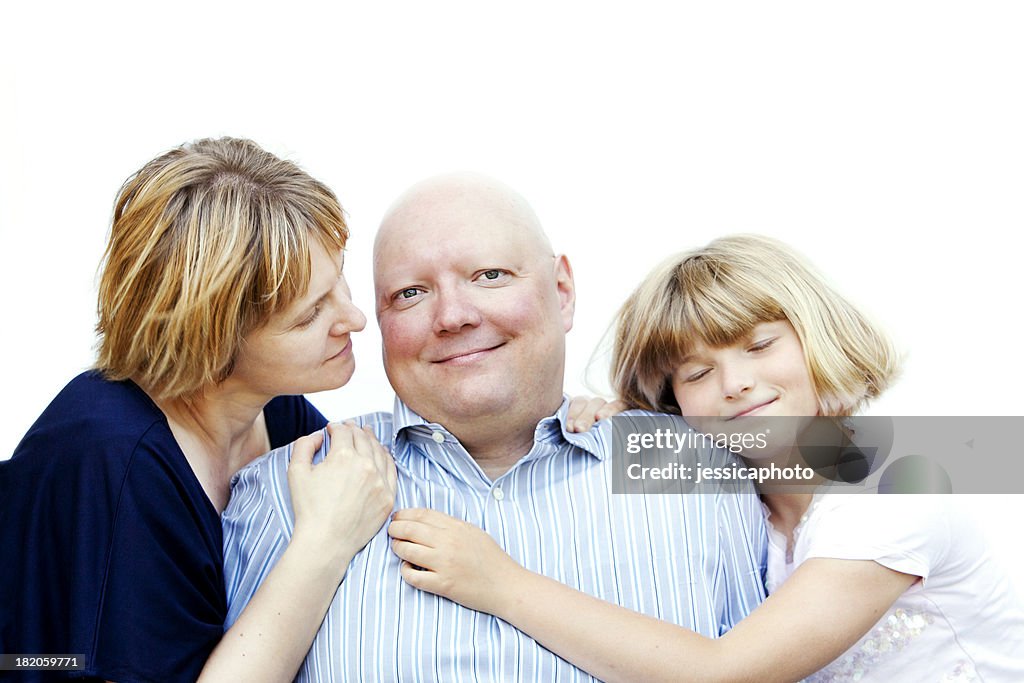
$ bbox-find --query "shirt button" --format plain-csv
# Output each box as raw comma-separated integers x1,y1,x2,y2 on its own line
431,431,445,444
492,488,505,501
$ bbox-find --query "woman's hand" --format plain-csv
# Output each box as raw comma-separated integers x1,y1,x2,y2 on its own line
388,508,524,616
288,422,397,564
203,423,396,682
565,395,629,433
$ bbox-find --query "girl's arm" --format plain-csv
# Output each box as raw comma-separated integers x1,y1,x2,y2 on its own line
200,423,397,682
564,395,629,432
388,508,916,683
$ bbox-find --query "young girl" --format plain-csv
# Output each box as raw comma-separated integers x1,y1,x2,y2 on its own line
387,234,1024,682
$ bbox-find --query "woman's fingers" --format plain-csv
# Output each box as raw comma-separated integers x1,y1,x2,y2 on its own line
288,430,325,470
286,421,396,560
359,424,395,488
325,421,357,458
383,445,398,494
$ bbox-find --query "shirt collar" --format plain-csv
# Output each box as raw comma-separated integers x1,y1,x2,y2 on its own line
390,395,605,461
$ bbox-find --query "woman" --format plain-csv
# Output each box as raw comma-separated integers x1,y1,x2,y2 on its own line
387,235,1024,681
0,138,395,682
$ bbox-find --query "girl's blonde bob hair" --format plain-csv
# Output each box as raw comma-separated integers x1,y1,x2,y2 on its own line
96,137,348,401
611,234,899,417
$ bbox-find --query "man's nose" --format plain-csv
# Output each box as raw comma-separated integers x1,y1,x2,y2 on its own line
433,286,483,334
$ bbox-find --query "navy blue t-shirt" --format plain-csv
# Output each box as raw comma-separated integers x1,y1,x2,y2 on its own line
0,371,327,682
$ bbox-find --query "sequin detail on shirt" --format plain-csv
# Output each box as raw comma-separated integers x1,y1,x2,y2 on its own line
807,608,934,682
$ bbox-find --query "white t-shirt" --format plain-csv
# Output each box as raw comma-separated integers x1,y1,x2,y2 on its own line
766,493,1024,682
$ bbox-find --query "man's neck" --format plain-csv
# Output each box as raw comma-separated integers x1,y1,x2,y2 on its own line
462,430,540,480
432,395,565,480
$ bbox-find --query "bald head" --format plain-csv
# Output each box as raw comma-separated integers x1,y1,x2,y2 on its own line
374,173,553,268
372,173,576,464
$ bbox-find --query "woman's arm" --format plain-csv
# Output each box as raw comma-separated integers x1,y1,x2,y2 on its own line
388,508,916,683
200,423,396,682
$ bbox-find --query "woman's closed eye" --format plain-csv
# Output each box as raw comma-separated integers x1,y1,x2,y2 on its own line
297,304,323,328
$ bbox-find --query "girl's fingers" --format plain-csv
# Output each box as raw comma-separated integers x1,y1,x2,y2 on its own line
390,538,433,567
596,399,629,420
392,507,452,527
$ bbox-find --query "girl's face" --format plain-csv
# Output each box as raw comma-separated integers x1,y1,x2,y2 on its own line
671,320,819,430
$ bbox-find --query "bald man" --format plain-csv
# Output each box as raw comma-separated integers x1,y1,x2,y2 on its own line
222,174,767,681
373,174,572,478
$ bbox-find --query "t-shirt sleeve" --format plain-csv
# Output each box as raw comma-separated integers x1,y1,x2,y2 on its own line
83,431,225,683
2,375,227,683
802,494,953,583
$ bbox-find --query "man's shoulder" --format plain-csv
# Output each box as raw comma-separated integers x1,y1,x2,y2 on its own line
348,411,396,444
588,409,695,444
617,408,691,423
230,410,397,491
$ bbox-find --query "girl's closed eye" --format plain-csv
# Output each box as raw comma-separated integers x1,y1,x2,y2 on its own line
684,367,711,383
748,337,777,353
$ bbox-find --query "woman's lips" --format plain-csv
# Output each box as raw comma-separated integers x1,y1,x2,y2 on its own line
326,338,352,362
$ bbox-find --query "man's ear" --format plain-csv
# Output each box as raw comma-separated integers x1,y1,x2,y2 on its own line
553,254,576,333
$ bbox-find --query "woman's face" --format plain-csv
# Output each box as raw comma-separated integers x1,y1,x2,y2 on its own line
671,320,819,453
228,240,367,399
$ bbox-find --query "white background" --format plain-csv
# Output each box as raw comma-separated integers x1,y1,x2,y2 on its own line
2,2,1022,596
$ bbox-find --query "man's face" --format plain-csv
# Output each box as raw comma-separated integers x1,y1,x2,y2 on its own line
374,189,574,429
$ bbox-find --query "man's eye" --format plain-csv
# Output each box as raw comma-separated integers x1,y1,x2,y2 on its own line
477,269,508,283
398,288,421,300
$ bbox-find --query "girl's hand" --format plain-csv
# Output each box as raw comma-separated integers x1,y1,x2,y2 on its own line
388,508,523,615
288,422,397,564
566,395,629,433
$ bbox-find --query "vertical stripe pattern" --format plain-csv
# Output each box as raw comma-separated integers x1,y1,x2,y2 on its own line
223,399,767,682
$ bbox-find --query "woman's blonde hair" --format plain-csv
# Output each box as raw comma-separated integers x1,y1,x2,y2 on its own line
611,234,899,417
96,137,348,400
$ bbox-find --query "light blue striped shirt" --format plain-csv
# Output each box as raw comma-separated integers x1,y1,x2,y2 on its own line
223,398,767,682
